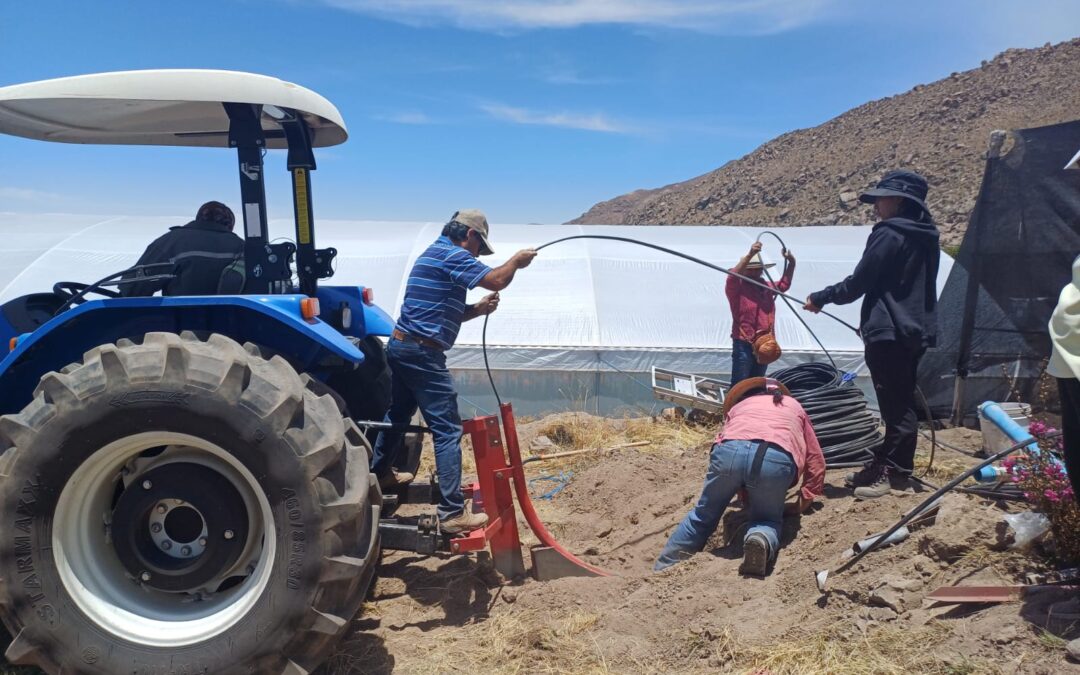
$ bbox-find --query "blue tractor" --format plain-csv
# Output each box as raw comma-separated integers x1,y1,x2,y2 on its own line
0,70,419,674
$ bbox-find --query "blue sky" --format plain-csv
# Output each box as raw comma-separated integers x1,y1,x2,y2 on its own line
1,0,1077,224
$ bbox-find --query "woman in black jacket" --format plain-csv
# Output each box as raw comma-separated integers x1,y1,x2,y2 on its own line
804,170,940,499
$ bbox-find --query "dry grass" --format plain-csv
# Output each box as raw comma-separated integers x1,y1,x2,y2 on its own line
679,621,996,675
417,410,713,480
914,445,979,483
418,610,610,675
534,414,711,455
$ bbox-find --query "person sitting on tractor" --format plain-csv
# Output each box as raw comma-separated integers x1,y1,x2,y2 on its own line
371,209,538,534
121,201,243,297
654,377,825,576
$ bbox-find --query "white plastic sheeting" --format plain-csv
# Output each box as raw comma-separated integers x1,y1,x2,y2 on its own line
0,213,954,414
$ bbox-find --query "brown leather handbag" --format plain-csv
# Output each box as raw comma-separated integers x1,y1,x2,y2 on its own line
752,329,782,365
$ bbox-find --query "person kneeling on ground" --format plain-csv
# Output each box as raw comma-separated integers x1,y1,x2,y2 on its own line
654,377,825,575
370,209,537,535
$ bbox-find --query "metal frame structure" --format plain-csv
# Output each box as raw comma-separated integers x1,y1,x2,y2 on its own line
225,102,336,296
379,403,609,581
651,366,727,414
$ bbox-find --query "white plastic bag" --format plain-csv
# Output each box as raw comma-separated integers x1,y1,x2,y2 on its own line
1003,512,1051,549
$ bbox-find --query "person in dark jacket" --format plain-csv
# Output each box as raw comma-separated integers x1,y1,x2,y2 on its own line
121,201,243,297
804,170,939,499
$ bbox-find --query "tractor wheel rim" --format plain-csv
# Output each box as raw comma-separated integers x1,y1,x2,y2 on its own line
52,432,276,647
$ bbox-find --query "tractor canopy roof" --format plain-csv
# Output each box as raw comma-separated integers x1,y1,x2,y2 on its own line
0,69,347,149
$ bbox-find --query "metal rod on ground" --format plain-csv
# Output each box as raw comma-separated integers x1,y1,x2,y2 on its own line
522,440,651,465
814,430,1061,593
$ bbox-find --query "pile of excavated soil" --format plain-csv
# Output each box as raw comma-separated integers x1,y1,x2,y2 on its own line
327,421,1080,674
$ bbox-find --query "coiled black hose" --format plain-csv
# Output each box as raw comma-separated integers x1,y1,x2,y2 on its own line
771,362,883,467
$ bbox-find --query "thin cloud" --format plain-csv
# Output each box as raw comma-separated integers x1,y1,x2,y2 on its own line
0,186,63,202
540,67,622,86
479,103,636,133
317,0,837,34
374,111,437,125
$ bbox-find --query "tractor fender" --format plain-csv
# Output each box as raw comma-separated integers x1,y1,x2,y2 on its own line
316,285,395,338
0,295,363,415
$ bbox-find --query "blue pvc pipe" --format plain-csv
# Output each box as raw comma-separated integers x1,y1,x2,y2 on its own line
976,401,1064,483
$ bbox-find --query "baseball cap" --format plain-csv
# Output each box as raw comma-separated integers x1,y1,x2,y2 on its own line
450,209,495,256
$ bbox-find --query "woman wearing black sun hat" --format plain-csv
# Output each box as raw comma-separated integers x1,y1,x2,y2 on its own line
804,170,940,499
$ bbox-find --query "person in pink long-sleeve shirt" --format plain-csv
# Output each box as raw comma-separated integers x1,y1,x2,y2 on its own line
655,378,825,576
727,241,795,386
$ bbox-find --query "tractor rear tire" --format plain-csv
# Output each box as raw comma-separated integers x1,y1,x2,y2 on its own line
0,332,381,674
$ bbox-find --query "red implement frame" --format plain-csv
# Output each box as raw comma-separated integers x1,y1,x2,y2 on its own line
460,403,610,580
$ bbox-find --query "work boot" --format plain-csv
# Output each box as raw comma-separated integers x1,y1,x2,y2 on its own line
853,466,895,500
378,470,414,490
440,510,489,535
889,470,914,493
845,460,882,488
740,532,771,577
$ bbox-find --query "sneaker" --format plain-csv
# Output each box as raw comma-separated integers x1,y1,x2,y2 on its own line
740,532,771,577
845,461,882,488
854,467,892,500
440,510,489,535
378,470,414,490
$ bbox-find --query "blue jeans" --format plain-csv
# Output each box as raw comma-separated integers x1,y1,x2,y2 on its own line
655,440,796,571
371,338,464,521
730,339,767,387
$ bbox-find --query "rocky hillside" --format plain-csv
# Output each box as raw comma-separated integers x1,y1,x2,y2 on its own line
571,38,1080,246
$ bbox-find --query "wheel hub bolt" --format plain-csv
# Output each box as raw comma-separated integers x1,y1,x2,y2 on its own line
142,480,152,490
162,541,172,550
224,529,235,540
156,504,167,514
141,571,151,582
198,537,208,547
181,546,191,556
151,523,162,533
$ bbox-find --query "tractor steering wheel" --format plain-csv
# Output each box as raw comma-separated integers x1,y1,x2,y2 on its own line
53,281,122,305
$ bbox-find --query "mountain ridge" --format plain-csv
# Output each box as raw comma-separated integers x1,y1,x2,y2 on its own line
570,38,1080,246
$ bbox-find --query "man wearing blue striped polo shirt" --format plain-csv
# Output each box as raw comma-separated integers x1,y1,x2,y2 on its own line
372,210,537,534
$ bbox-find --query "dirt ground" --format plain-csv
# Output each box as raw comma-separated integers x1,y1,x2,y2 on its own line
325,416,1080,675
0,415,1072,674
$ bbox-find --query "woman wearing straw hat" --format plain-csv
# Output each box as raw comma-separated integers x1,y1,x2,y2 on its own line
726,241,795,386
654,377,825,576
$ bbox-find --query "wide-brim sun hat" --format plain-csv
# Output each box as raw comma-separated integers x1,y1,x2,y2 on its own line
722,377,791,418
858,170,930,212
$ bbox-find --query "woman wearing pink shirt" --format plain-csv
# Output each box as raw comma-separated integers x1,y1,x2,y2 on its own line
726,241,795,386
655,378,825,576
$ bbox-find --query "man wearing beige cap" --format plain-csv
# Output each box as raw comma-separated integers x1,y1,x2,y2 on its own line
371,210,537,534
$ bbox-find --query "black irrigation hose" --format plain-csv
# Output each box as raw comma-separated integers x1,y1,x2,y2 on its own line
482,311,502,409
532,235,860,332
919,428,980,457
819,430,1062,589
771,362,882,467
756,231,837,370
483,232,944,474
